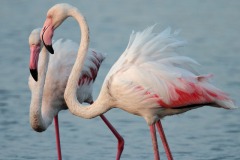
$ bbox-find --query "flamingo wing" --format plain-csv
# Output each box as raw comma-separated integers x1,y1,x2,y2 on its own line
42,39,105,104
47,39,105,86
78,50,105,86
106,26,188,79
109,26,236,110
76,49,105,103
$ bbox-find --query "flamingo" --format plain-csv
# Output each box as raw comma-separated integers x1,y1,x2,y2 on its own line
28,28,124,160
40,3,237,160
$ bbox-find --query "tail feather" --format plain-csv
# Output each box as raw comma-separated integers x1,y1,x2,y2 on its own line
203,84,238,109
215,99,238,109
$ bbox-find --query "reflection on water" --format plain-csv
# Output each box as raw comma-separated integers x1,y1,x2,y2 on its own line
0,1,240,159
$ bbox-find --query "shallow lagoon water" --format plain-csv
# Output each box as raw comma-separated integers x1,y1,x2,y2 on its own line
0,1,240,159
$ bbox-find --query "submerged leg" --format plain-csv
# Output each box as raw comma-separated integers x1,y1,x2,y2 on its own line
156,120,173,160
100,115,124,160
54,115,62,160
149,124,160,160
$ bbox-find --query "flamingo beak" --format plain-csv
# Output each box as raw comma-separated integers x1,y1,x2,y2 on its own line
41,18,54,54
29,44,41,81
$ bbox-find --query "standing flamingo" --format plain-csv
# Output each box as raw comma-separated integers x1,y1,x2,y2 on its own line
28,28,124,160
41,3,237,160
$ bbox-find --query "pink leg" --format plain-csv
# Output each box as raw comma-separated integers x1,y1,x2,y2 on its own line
54,115,62,160
149,124,160,160
89,101,124,160
156,120,173,160
100,115,124,160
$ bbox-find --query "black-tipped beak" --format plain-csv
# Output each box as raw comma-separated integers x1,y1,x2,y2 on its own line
41,20,54,54
45,44,54,54
42,30,54,54
30,69,38,81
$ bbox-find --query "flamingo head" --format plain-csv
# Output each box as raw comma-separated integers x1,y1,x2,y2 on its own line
29,28,42,81
41,3,76,54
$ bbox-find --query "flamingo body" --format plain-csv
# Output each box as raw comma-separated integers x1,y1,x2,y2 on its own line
29,37,105,130
102,26,235,125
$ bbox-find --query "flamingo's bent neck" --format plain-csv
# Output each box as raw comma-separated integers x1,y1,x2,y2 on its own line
29,47,53,132
63,5,110,119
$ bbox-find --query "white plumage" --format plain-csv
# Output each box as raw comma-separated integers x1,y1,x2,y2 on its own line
43,39,105,105
29,35,105,129
104,26,236,124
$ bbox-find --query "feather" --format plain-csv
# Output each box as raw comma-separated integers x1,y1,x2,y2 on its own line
107,25,236,110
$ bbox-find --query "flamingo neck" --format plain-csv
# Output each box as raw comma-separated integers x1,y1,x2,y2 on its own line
29,47,52,132
64,8,110,119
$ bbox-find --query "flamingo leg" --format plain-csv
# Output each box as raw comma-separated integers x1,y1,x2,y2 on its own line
149,124,160,160
54,115,62,160
156,120,173,160
100,115,124,160
89,101,124,160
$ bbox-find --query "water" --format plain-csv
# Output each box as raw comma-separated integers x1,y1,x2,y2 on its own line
0,0,240,159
